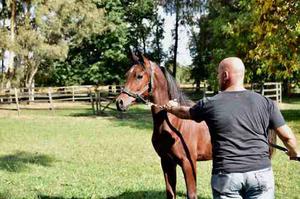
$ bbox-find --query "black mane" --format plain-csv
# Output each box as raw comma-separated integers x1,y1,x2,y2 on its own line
159,66,194,106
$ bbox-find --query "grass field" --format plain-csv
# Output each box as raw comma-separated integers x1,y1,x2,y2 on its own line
0,100,299,199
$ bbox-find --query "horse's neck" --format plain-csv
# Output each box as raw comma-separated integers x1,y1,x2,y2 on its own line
150,69,169,119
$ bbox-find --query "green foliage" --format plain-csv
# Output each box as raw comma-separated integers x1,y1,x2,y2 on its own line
0,0,106,88
191,0,300,91
177,66,193,84
41,0,128,86
40,0,164,86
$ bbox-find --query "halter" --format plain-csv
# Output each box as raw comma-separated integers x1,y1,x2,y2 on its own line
121,61,155,104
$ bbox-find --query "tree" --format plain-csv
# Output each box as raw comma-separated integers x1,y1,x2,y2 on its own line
160,0,204,78
40,0,129,86
42,0,166,86
191,0,300,93
190,15,211,90
0,0,106,88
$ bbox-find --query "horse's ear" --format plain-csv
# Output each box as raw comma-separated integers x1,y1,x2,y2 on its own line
129,48,148,66
136,51,144,63
129,50,139,64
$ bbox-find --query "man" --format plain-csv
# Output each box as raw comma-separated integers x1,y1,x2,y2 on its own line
164,57,299,199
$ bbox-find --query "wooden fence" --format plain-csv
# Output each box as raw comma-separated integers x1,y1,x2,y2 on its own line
0,85,121,115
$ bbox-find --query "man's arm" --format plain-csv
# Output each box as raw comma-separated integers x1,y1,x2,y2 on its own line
163,100,192,119
274,124,299,158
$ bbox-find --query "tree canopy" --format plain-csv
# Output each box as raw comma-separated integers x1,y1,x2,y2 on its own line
191,0,300,91
0,0,299,91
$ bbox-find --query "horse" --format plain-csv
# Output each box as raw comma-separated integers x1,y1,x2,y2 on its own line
116,53,212,199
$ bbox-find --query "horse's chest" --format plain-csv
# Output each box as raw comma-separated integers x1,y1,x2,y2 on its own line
151,130,179,157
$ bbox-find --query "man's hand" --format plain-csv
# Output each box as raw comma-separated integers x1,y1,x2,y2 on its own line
287,150,300,161
286,150,299,159
163,99,179,112
162,100,192,119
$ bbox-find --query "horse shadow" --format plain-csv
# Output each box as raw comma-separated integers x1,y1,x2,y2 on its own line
102,190,211,199
37,196,84,199
0,151,55,172
69,105,154,130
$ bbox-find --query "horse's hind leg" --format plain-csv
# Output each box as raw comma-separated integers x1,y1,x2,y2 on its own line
182,158,197,199
161,158,177,199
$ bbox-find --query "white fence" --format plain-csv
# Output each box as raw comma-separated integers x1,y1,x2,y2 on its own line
251,82,282,103
0,82,282,115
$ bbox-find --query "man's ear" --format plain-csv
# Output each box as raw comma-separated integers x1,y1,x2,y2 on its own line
223,71,229,80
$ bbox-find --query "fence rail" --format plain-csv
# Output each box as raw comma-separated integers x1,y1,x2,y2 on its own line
0,82,282,115
0,85,122,115
251,82,282,103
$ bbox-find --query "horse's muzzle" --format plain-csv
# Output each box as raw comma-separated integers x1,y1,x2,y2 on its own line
116,99,128,112
116,93,136,111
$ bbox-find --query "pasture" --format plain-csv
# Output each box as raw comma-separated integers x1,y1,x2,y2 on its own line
0,100,299,199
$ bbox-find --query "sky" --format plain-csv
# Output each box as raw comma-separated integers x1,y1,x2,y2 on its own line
159,7,193,66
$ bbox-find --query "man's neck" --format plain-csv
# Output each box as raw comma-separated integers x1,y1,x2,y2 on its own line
224,85,246,92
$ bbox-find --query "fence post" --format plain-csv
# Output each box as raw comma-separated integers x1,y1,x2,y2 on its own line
9,89,12,103
276,83,279,103
29,85,35,103
98,90,101,114
14,88,20,115
72,86,75,102
90,90,95,115
48,87,54,111
279,83,282,103
261,83,264,96
95,90,99,115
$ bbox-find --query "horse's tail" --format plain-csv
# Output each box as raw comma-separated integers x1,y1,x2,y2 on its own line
268,129,277,158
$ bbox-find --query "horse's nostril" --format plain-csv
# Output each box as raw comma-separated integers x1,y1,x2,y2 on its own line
116,99,126,111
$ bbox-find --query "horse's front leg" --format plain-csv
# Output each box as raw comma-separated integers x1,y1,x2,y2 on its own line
181,158,197,199
161,158,177,199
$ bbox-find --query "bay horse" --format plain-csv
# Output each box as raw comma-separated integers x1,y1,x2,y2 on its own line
116,53,212,199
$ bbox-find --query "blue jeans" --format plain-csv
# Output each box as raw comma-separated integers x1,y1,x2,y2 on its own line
211,167,274,199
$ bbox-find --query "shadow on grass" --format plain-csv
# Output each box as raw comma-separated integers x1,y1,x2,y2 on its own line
281,109,300,123
0,151,55,172
102,190,211,199
70,105,154,130
37,195,84,199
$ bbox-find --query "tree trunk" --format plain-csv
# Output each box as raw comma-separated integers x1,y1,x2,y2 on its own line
1,50,4,89
156,38,161,65
6,0,17,89
1,0,6,90
172,0,180,79
155,20,162,65
282,78,291,97
142,31,146,54
27,66,38,89
195,78,200,92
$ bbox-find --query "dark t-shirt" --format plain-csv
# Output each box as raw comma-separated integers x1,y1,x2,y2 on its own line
190,90,285,174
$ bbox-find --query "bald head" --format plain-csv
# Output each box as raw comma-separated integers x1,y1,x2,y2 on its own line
218,57,246,91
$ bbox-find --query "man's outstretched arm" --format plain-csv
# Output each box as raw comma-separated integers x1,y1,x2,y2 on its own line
163,100,192,119
275,124,299,158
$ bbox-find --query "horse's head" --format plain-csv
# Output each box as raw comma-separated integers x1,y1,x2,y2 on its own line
116,52,154,111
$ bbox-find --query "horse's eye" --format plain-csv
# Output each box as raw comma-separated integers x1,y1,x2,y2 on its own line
137,74,143,80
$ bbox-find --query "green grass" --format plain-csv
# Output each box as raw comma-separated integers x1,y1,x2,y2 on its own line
0,102,299,199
